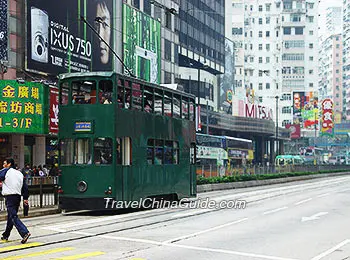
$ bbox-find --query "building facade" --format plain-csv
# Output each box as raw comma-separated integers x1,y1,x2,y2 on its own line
234,0,319,135
343,0,350,120
319,34,343,120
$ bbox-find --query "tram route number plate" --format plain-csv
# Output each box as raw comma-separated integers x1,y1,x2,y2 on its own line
74,121,93,132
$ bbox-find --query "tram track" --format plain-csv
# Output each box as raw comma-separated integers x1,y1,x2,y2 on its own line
1,176,349,255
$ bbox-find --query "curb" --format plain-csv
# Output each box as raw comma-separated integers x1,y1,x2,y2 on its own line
0,208,60,221
197,172,350,193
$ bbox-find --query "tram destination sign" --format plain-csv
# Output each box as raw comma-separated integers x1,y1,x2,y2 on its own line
74,121,93,133
0,81,46,134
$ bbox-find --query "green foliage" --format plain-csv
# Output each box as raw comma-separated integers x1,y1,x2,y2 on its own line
197,169,349,185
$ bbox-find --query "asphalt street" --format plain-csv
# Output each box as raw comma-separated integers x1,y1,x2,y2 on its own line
0,175,350,260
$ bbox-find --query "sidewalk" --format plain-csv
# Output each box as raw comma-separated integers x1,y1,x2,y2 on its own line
0,206,60,221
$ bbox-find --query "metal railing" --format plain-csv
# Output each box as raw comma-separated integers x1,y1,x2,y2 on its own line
0,177,59,211
196,164,350,178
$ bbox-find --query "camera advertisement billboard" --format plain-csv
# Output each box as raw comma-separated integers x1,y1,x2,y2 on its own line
123,4,161,84
0,0,8,61
26,0,116,75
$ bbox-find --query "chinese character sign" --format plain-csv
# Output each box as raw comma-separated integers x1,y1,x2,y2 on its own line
321,98,334,137
0,81,45,134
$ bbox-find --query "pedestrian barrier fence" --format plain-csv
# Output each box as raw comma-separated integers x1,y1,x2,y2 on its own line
0,176,59,211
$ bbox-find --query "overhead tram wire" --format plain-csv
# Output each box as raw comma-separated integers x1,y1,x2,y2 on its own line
80,16,136,78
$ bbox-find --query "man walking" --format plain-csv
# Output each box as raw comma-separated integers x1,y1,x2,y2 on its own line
0,158,30,244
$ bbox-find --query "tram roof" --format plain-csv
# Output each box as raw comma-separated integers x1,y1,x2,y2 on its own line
59,72,195,99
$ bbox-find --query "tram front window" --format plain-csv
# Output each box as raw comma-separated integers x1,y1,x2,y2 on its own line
94,138,112,164
72,80,97,104
60,139,74,165
74,138,91,164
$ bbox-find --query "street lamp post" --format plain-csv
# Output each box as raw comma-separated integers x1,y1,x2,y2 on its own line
275,95,279,156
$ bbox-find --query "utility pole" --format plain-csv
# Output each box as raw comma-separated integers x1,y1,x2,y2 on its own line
275,95,279,156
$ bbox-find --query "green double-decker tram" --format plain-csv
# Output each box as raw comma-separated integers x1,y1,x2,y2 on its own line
58,72,197,210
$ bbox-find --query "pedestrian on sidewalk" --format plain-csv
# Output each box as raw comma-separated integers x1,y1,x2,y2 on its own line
0,158,31,244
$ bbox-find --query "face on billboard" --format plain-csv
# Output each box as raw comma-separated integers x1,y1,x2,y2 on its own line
95,2,111,65
26,0,115,75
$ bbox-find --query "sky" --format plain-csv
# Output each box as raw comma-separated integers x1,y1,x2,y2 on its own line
318,0,343,37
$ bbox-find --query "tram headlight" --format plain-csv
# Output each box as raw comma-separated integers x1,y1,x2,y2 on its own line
77,181,88,193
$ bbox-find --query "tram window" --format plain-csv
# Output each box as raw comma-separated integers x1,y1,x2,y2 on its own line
181,99,189,119
164,141,173,164
155,140,164,165
143,87,154,113
154,90,163,115
117,137,132,165
147,139,154,164
132,83,142,110
117,79,123,108
124,80,131,109
99,80,113,104
72,80,96,104
173,95,181,118
164,93,172,117
94,138,112,165
60,82,69,106
173,141,179,164
74,138,91,164
190,143,196,165
60,139,74,165
189,102,195,121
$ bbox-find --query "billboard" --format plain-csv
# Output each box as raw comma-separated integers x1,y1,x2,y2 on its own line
26,0,116,75
0,81,46,134
293,91,319,129
49,87,59,134
123,4,161,84
219,38,234,113
321,98,334,136
286,124,301,139
0,0,7,61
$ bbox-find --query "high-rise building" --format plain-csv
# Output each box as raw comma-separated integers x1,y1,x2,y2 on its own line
175,0,225,112
319,34,343,119
326,7,342,37
343,0,350,120
236,0,319,134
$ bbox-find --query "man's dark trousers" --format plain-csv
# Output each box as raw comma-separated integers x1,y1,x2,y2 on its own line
3,194,29,238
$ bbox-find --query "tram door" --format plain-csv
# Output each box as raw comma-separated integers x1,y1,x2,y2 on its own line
116,137,132,201
190,143,197,196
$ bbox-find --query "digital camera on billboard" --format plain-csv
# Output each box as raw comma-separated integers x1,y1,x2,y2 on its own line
31,7,48,63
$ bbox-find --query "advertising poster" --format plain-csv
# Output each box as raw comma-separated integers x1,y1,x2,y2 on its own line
26,0,115,75
285,124,301,139
293,91,318,129
219,38,235,113
0,0,8,61
321,98,334,137
49,87,59,134
0,81,46,134
123,4,161,84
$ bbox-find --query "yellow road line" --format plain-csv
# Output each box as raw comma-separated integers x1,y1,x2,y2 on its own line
0,247,74,260
0,242,42,253
53,251,105,260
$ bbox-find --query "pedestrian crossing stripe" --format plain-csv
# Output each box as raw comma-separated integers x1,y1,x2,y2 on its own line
0,247,74,260
0,242,42,253
53,251,106,259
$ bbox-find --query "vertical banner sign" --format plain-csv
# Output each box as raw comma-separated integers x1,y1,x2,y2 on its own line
123,4,161,84
49,87,59,134
321,98,334,136
293,92,304,127
0,0,8,61
0,81,45,134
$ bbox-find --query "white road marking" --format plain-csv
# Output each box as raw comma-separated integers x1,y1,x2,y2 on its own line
310,239,350,260
167,243,301,260
171,209,212,218
263,207,288,215
64,230,301,260
316,193,330,198
301,212,328,222
295,198,313,205
162,218,249,244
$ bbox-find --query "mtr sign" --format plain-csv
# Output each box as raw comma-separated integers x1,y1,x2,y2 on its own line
0,81,45,134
